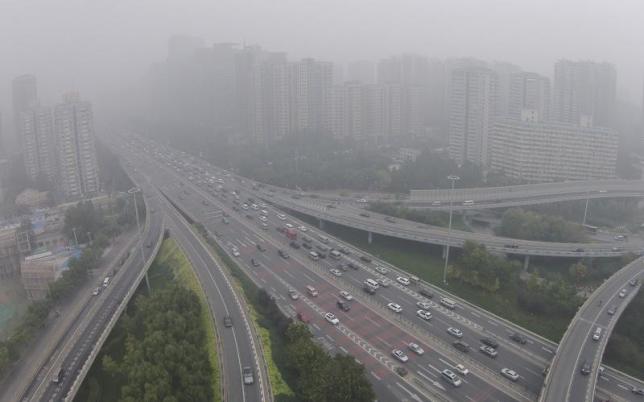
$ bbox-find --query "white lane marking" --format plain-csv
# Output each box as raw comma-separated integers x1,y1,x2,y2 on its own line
487,320,499,327
339,346,348,354
312,323,320,331
371,371,382,381
542,346,554,354
375,336,392,348
471,311,480,318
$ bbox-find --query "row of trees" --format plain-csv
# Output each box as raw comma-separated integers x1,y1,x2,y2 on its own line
101,284,214,401
605,290,644,379
367,202,451,227
517,273,582,317
496,208,587,242
449,241,521,292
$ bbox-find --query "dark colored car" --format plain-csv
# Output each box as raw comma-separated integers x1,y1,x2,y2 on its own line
394,366,408,377
419,288,433,299
360,255,372,263
251,258,260,267
337,300,351,312
348,262,359,270
223,315,233,328
278,249,290,259
509,332,527,344
289,241,301,249
481,337,499,349
256,244,266,252
453,341,470,353
302,242,312,249
359,212,371,218
580,361,591,375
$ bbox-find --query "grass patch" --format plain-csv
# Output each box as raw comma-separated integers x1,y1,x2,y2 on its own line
74,238,221,402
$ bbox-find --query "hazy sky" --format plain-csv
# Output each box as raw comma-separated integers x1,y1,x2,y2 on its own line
1,0,643,126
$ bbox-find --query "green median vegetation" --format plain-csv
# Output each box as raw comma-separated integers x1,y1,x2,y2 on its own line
75,238,220,402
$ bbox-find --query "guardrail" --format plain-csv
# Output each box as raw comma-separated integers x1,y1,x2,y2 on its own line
64,189,165,401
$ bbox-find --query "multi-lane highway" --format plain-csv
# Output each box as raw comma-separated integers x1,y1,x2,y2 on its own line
117,136,644,402
20,189,164,402
541,258,643,402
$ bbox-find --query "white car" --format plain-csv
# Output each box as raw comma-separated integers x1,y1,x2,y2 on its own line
330,269,342,277
396,276,410,286
285,223,294,229
387,303,403,313
277,214,286,221
340,291,353,301
325,312,339,325
232,248,240,257
453,364,469,376
261,222,268,230
447,327,463,338
408,342,425,355
242,204,249,210
374,266,389,275
392,349,409,363
416,301,431,310
288,289,299,300
416,309,432,320
259,215,268,222
618,289,627,298
501,368,519,382
298,225,308,232
357,198,368,204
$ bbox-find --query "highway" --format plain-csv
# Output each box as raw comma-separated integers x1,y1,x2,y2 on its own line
540,258,643,402
122,134,644,402
22,189,164,402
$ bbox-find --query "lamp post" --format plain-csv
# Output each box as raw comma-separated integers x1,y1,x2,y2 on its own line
72,227,79,247
128,187,151,292
443,175,460,286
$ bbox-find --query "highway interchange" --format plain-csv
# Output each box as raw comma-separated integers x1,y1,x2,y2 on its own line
119,135,644,402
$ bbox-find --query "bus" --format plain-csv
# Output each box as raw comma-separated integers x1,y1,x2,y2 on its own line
440,297,457,309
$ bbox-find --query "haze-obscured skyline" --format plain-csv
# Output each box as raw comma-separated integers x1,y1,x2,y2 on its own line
1,0,643,115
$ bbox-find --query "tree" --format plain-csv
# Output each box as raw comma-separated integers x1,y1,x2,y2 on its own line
327,355,376,402
569,262,588,285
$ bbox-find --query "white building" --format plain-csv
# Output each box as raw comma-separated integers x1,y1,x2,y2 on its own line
448,67,497,166
54,93,100,199
490,112,618,182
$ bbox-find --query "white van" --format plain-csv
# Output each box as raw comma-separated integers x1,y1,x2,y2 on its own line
306,285,318,297
440,297,457,309
318,235,330,244
330,250,342,260
309,251,320,261
365,278,380,290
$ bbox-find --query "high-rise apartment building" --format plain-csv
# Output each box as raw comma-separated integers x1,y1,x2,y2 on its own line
347,60,375,84
20,106,57,184
448,67,498,166
509,72,551,121
260,52,291,142
553,60,616,127
490,112,618,182
11,74,38,152
54,93,100,199
289,58,333,134
491,62,522,118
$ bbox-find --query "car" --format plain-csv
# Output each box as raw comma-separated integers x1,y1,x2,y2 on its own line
619,288,627,298
232,248,240,257
288,289,299,300
632,387,644,396
479,345,498,358
340,291,353,301
392,349,409,363
385,216,396,223
416,309,432,320
242,366,254,385
480,337,499,349
447,327,464,338
223,315,233,328
575,247,585,252
330,269,342,277
592,327,602,341
416,301,431,310
298,225,308,232
360,255,372,263
325,312,339,325
278,249,290,259
453,364,469,376
374,265,389,275
357,198,367,203
337,263,348,271
452,340,470,353
277,214,286,220
509,332,527,344
441,369,462,387
289,241,301,249
394,366,408,377
222,217,230,224
359,212,371,218
250,258,260,267
607,306,617,315
501,368,520,382
337,300,351,311
302,242,312,249
261,222,268,230
387,302,402,313
259,215,267,222
419,288,433,299
285,223,294,229
408,342,425,355
580,360,591,375
256,244,266,252
614,234,627,241
629,278,639,287
396,276,410,286
92,287,101,296
378,278,390,288
347,262,359,270
431,201,441,206
296,311,310,323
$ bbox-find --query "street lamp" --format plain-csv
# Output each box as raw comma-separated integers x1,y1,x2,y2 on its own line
443,175,460,286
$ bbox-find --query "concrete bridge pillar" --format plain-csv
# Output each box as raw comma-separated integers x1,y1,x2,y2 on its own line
319,219,325,229
523,255,530,272
367,231,373,244
442,245,447,259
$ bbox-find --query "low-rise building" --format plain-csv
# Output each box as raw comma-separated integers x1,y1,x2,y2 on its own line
490,111,618,183
0,226,21,279
21,248,80,300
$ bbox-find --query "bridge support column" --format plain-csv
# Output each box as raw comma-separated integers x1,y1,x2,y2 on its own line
319,219,325,229
523,255,530,272
367,231,373,244
442,245,447,259
144,272,152,293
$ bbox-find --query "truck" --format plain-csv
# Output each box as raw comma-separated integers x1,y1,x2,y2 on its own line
285,227,297,241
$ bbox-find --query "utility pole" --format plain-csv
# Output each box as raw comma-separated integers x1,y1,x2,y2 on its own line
443,175,460,286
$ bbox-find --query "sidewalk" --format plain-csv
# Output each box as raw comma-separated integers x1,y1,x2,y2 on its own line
0,229,138,402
